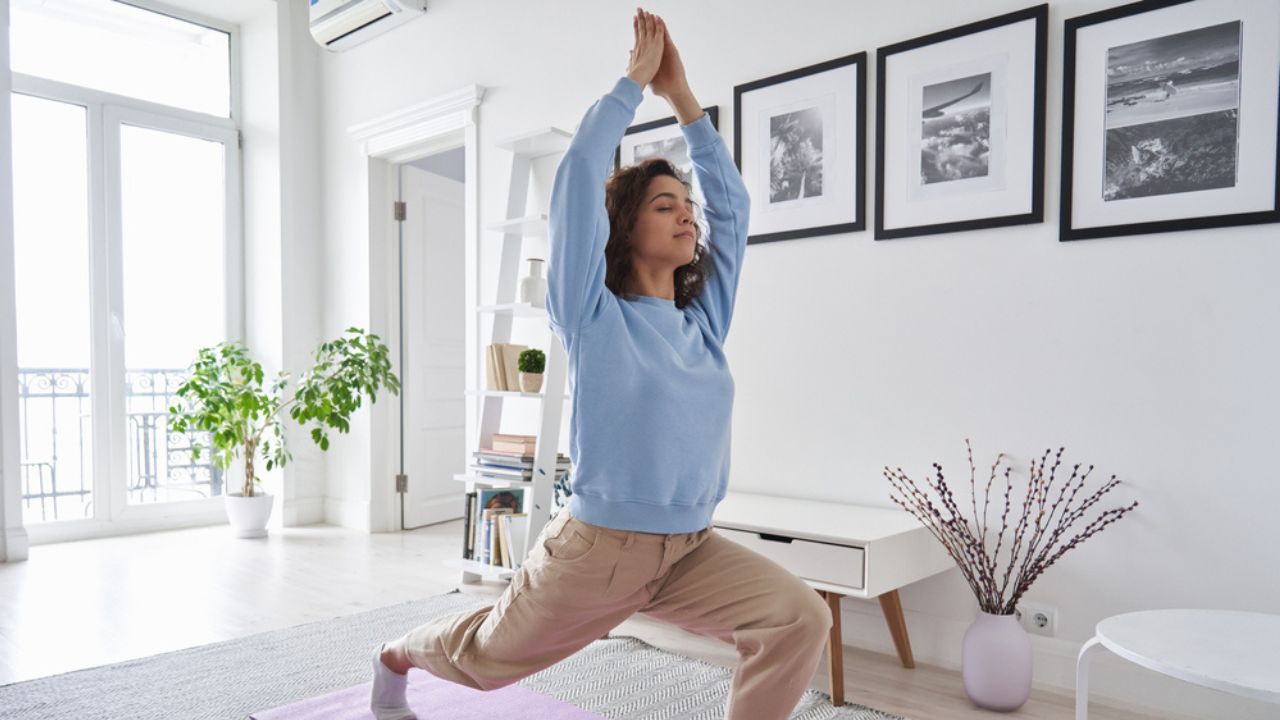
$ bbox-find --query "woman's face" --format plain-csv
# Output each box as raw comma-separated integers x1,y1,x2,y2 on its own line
629,174,698,268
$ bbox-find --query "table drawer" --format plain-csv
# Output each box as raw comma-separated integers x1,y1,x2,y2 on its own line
715,526,865,589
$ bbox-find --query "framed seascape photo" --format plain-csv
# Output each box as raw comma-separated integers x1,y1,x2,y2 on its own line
734,52,866,244
1061,0,1280,241
614,106,719,184
876,4,1048,240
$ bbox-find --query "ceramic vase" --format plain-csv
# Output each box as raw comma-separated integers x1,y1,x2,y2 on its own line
961,610,1033,712
520,258,547,308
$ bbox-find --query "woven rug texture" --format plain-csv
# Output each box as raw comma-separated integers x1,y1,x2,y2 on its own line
0,590,907,720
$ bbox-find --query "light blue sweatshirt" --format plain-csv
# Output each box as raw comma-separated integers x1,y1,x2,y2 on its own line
546,76,750,534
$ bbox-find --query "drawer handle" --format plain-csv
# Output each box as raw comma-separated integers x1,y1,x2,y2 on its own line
757,532,793,544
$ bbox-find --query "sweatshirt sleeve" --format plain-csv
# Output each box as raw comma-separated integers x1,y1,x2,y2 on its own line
681,112,751,345
546,76,645,337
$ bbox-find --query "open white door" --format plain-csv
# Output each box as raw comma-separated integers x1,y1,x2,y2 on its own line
397,161,466,528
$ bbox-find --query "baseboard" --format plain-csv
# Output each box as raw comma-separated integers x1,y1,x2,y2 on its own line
2,525,28,562
834,600,1277,719
280,496,326,526
323,495,370,532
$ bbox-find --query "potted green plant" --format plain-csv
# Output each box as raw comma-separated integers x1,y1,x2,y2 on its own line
167,327,400,538
517,348,545,393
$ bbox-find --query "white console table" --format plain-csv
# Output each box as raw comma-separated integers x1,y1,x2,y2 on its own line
1075,609,1280,720
711,491,955,706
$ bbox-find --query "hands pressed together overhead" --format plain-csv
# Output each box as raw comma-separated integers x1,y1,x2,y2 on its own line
627,8,688,99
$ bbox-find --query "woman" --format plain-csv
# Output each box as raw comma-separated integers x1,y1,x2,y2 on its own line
370,9,832,720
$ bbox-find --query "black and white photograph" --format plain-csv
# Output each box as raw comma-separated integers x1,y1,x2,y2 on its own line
876,4,1047,239
1103,21,1241,201
769,106,824,202
1061,0,1279,240
615,106,719,186
632,133,694,186
735,53,865,244
920,72,992,185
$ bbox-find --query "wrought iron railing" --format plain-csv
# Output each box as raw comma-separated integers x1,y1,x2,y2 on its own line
18,367,223,522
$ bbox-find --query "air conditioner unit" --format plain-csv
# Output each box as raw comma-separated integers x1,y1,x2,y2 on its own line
309,0,427,52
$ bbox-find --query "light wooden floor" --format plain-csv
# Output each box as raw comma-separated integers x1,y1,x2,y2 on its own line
0,521,1157,719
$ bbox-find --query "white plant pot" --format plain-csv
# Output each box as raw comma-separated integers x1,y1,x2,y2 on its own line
519,371,543,393
224,492,274,539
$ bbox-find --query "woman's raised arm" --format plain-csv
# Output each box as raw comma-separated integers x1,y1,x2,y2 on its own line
545,10,665,338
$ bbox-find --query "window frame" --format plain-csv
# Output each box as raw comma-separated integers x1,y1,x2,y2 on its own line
11,0,245,542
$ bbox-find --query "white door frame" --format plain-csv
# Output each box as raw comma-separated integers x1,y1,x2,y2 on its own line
346,84,485,533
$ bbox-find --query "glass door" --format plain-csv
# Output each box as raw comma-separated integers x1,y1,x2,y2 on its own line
104,106,241,520
11,94,96,525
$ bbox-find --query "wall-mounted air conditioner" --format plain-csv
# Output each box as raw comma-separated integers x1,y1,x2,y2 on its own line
309,0,427,52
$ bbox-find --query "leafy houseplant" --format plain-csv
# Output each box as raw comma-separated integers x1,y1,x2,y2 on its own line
884,440,1138,711
167,328,400,534
517,348,546,393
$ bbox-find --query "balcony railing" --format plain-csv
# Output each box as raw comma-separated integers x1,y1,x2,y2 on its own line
18,367,223,523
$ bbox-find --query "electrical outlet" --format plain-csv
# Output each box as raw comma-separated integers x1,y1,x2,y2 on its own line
1015,602,1057,637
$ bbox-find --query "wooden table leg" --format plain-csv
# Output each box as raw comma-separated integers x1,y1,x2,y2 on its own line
878,589,915,668
821,590,845,706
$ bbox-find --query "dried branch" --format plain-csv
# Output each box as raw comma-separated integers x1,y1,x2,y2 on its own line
885,442,1139,614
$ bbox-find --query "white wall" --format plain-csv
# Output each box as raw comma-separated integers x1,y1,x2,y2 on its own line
316,1,1280,717
240,2,284,503
237,0,328,525
275,0,326,525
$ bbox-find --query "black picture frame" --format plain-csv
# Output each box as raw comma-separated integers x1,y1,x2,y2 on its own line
733,51,867,245
1060,0,1280,241
614,105,719,173
875,4,1048,240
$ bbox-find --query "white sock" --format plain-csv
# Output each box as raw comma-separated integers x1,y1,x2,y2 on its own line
370,642,418,720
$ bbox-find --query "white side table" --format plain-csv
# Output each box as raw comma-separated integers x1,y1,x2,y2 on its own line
711,491,955,706
1075,609,1280,719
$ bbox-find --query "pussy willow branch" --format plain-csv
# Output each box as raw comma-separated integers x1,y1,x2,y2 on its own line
885,440,1138,614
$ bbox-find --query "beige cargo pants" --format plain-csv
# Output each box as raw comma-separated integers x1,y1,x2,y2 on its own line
402,505,834,719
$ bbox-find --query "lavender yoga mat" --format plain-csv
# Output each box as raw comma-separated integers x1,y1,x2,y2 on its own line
247,669,605,720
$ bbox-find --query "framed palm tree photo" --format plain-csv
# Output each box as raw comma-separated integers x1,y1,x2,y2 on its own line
734,51,867,244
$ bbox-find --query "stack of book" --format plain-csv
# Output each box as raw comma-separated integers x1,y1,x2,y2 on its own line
485,343,528,391
462,489,530,569
470,434,570,484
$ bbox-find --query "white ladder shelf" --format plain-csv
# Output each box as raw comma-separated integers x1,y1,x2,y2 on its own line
457,125,573,585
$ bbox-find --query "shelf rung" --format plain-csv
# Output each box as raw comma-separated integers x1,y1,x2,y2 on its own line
465,389,569,399
452,473,534,489
485,214,548,236
495,127,572,157
477,302,547,317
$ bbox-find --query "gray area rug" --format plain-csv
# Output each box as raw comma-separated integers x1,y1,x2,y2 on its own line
0,590,907,720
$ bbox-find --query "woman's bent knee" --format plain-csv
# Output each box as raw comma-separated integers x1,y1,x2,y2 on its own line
800,590,833,638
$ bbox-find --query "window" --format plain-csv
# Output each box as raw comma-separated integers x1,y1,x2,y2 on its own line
10,1,242,532
11,0,231,117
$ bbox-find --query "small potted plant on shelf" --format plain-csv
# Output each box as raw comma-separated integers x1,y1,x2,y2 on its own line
884,440,1138,712
167,327,400,539
517,348,545,393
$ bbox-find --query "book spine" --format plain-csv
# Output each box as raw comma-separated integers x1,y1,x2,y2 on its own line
485,344,498,391
495,344,508,391
486,514,496,565
462,492,475,559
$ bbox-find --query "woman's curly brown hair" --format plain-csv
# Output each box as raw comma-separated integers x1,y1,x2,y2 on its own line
604,157,712,309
